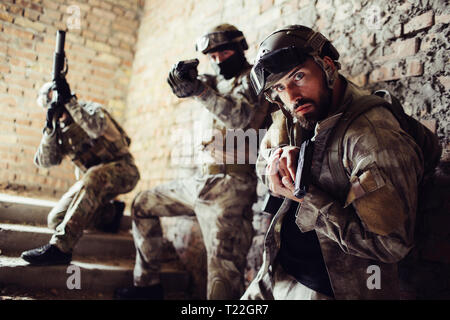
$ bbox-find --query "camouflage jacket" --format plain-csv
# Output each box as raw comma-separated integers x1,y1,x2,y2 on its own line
194,65,272,166
255,76,425,299
34,97,132,172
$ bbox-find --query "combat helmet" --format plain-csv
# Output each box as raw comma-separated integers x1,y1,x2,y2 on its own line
250,25,341,97
196,24,250,80
195,24,248,54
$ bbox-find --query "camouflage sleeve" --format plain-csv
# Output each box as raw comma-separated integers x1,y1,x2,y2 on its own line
64,97,108,139
34,128,63,168
194,72,259,129
256,110,290,185
296,107,424,263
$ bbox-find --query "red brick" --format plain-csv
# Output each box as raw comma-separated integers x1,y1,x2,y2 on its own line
0,64,10,74
8,86,24,97
369,63,402,83
9,4,24,15
14,16,46,32
0,96,18,108
2,25,34,40
404,10,434,35
7,47,37,61
406,59,423,77
92,7,116,21
438,76,450,91
435,14,450,24
260,0,274,13
0,11,14,23
42,8,61,21
392,37,419,58
24,8,41,21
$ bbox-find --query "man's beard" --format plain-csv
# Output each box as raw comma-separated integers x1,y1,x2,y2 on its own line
288,85,332,131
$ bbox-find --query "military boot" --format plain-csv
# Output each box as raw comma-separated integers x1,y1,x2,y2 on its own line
21,244,72,265
114,284,164,300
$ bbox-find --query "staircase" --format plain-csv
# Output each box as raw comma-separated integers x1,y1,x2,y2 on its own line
0,193,190,300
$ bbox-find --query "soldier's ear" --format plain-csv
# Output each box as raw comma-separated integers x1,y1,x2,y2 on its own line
322,56,336,72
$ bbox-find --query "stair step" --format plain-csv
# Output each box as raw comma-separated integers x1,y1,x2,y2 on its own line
0,255,190,299
0,223,135,259
0,193,131,230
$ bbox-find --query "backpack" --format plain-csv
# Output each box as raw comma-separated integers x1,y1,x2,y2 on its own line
328,89,449,299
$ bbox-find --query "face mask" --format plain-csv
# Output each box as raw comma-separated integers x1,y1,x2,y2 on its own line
212,52,247,79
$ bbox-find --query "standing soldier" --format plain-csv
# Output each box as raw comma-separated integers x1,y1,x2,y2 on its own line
116,24,272,300
20,79,140,265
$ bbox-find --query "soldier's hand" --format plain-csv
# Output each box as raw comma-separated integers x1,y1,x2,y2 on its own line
52,77,72,105
266,146,303,202
45,106,56,129
167,62,205,98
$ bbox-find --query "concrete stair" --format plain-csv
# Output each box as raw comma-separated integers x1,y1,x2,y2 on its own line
0,193,190,300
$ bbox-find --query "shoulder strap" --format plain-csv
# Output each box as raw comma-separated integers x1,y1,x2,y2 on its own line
328,95,391,199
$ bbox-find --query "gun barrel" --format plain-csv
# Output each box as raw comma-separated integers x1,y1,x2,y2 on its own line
55,30,66,53
52,30,66,81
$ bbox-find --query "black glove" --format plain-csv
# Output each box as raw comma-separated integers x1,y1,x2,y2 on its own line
45,105,57,130
167,62,205,98
52,77,73,105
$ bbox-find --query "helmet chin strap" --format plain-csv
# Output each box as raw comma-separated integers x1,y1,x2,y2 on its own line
263,91,297,124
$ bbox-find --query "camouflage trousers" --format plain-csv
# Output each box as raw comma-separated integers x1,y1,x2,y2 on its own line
47,158,140,253
131,171,257,299
241,262,333,300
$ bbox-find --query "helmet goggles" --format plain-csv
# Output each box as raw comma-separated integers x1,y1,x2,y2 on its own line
250,46,309,96
196,30,245,53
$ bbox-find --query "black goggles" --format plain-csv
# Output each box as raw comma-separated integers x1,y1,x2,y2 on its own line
250,46,309,95
195,30,244,53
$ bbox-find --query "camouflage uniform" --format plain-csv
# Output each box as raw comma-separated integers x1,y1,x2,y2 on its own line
132,66,271,299
35,97,140,253
243,77,429,299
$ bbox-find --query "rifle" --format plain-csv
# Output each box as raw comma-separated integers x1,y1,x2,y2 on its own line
262,139,314,214
46,30,68,130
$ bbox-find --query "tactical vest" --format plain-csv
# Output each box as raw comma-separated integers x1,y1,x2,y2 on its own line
57,115,131,172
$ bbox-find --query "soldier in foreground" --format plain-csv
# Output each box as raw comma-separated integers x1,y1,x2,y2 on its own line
242,25,442,299
116,24,272,300
20,77,140,265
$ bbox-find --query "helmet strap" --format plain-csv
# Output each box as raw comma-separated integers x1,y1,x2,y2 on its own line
311,55,338,90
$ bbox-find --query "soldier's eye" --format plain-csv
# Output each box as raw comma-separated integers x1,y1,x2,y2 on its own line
294,72,304,81
274,84,285,92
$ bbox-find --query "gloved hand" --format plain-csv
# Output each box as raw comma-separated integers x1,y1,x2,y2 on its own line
52,77,73,105
167,62,205,98
45,105,57,130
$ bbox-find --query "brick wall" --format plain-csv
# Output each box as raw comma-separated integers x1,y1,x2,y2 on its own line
0,0,143,199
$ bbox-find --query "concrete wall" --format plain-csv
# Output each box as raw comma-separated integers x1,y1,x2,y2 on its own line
0,0,144,199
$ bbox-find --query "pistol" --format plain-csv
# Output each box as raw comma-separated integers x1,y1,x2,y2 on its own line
174,59,199,82
293,139,314,199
